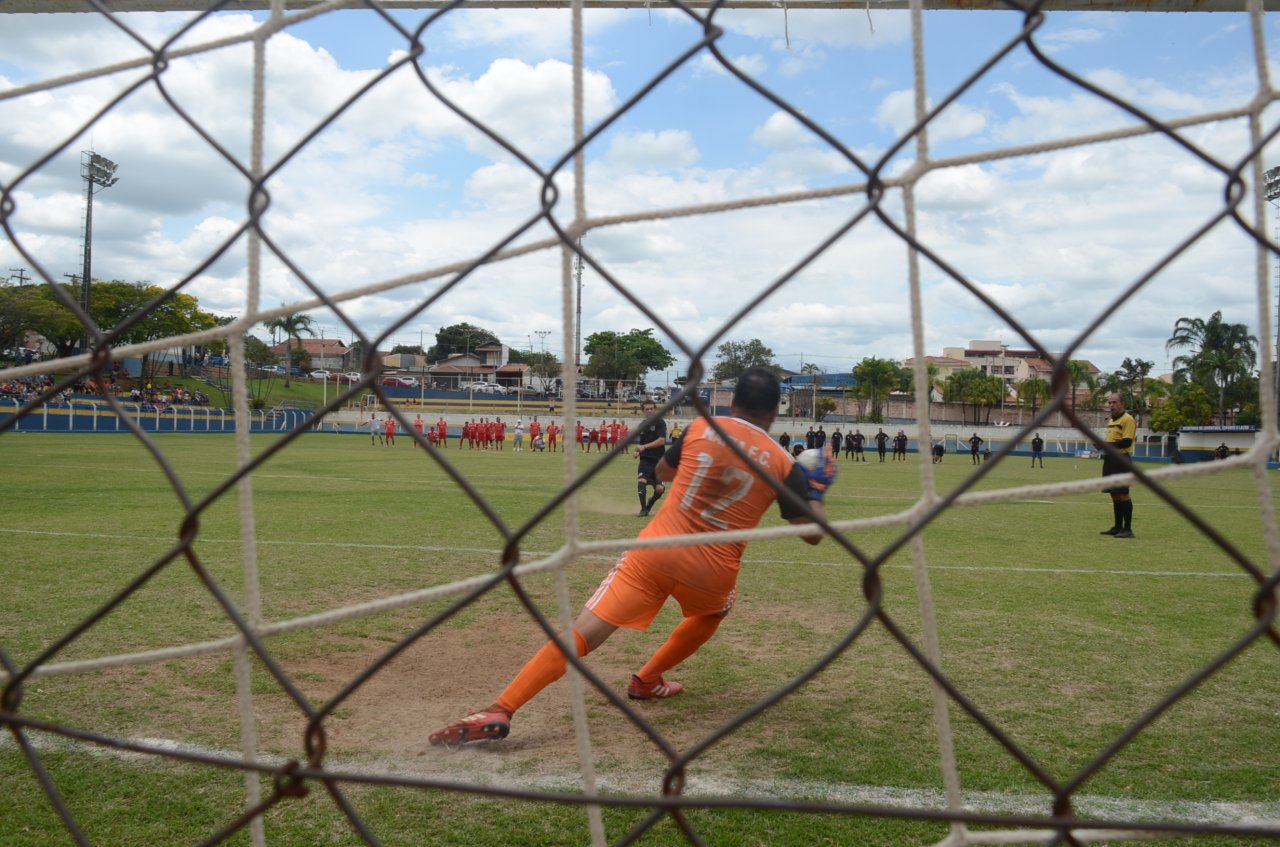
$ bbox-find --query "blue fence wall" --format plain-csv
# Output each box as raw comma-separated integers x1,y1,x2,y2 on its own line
0,399,313,434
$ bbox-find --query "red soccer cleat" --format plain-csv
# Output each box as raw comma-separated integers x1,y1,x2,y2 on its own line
428,708,511,746
627,674,684,700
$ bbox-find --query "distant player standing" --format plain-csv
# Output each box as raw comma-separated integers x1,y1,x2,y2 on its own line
875,428,889,462
427,368,835,746
413,414,424,449
1031,432,1045,468
1100,393,1137,538
547,421,560,452
969,432,984,465
633,400,668,517
368,414,382,446
384,416,396,447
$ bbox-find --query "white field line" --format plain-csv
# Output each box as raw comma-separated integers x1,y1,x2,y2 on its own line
0,526,1251,578
1,732,1277,830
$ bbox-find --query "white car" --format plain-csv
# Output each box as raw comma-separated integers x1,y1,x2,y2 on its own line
310,370,332,380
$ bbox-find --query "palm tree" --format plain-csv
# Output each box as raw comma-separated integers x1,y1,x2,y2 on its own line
1064,359,1095,413
800,362,823,421
1017,376,1051,417
945,368,1003,424
1167,311,1257,424
264,312,316,388
1114,357,1154,425
851,357,899,422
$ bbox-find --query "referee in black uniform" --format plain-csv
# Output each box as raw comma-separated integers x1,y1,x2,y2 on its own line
634,399,669,517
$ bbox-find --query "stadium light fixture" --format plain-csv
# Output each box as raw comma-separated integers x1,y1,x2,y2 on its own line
1265,166,1280,202
80,150,120,356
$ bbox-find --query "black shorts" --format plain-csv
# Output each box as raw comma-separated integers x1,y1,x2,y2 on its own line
638,457,661,486
1102,453,1132,495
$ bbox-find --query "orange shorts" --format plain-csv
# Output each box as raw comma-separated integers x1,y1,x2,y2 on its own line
584,550,737,630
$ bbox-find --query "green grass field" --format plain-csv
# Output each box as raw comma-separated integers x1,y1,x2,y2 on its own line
2,433,1278,846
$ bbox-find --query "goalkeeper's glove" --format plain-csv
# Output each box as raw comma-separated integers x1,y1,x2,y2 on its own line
802,446,838,501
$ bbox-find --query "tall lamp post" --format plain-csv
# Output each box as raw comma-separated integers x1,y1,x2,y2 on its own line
534,329,551,394
1265,166,1280,429
80,151,120,355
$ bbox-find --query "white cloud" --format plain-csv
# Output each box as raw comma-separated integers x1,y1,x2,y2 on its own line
606,130,699,170
874,89,988,144
434,8,631,60
0,6,1266,379
752,110,811,148
694,52,768,79
709,9,910,49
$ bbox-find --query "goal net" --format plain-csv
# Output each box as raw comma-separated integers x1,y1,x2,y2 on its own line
2,1,1278,846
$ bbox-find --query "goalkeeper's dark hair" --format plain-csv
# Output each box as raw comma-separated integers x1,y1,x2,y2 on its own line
732,367,782,415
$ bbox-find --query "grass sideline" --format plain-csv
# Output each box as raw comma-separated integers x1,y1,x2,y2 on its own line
2,433,1278,846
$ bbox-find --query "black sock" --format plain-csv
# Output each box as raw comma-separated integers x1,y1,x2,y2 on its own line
1113,500,1122,529
1120,500,1133,530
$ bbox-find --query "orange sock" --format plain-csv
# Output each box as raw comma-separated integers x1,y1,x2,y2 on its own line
634,614,722,684
494,629,588,715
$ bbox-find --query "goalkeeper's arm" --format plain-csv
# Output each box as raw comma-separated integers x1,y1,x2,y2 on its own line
781,448,837,546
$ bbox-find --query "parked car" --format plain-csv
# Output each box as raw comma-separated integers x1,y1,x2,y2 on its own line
382,375,418,388
310,370,332,380
333,371,363,383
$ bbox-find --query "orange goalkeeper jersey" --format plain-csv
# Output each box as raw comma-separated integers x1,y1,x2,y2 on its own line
633,416,809,580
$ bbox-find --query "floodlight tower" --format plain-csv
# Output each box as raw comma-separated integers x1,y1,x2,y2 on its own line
80,151,120,356
1266,167,1280,425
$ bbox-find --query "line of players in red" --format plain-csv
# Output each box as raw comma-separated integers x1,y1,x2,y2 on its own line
400,415,633,452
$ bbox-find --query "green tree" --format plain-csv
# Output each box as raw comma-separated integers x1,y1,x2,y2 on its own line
1148,382,1214,433
1065,360,1095,413
711,339,780,381
1166,311,1257,424
243,335,272,365
524,350,562,393
1017,376,1051,417
945,368,1003,424
899,361,939,396
391,344,424,356
263,312,316,387
427,323,498,362
0,285,60,353
582,328,675,387
849,357,898,421
37,280,221,373
17,280,220,361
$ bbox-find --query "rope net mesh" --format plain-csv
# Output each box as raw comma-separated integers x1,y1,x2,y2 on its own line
1,1,1279,846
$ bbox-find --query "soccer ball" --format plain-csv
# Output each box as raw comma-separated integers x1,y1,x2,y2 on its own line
796,448,824,471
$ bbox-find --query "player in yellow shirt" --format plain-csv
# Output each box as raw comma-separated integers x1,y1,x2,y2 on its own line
428,368,836,745
1100,392,1137,538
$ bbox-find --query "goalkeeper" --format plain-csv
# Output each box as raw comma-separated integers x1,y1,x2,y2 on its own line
429,367,836,746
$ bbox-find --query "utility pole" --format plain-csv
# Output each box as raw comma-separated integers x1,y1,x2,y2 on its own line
574,237,583,370
1266,166,1280,433
8,268,31,286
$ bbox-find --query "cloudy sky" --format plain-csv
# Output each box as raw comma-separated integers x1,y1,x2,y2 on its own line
1,4,1276,385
